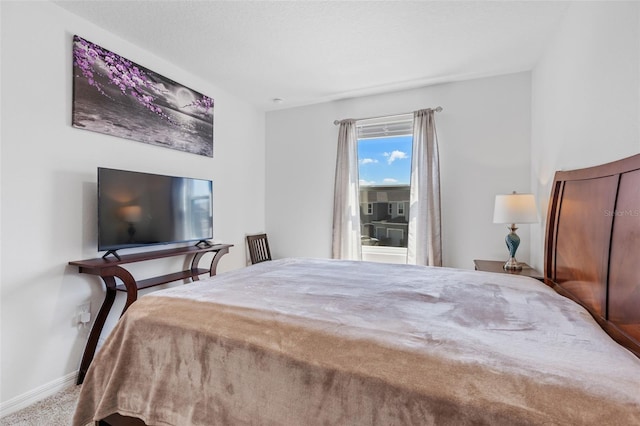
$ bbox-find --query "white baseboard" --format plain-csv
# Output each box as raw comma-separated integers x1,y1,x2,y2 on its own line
0,370,78,418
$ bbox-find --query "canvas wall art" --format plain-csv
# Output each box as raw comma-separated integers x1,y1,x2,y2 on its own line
72,35,214,157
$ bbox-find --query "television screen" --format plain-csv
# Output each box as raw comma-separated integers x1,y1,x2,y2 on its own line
97,168,213,253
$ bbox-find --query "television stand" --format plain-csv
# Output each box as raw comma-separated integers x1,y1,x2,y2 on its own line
69,243,232,385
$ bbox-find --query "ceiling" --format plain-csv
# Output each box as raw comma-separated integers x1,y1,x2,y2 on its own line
54,0,570,111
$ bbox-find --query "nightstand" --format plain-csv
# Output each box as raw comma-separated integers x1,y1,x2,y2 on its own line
473,259,544,282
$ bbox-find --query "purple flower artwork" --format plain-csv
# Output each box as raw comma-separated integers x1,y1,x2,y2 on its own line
72,35,214,157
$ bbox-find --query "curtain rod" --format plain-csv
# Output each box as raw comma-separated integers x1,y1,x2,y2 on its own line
333,106,443,125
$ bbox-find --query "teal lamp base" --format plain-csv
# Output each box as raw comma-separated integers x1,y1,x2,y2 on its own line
504,224,522,271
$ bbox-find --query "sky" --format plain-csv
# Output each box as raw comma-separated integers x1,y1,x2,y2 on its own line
358,135,413,186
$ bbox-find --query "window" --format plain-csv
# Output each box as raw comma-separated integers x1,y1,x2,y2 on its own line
357,114,413,251
333,108,441,266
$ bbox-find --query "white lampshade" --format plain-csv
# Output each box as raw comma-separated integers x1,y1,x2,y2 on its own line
493,193,539,224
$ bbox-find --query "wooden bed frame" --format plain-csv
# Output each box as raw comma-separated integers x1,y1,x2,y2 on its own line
545,153,640,357
94,154,640,425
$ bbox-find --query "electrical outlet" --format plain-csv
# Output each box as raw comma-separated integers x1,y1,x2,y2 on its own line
76,302,91,326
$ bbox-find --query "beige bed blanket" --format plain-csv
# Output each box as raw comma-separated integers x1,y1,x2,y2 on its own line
73,258,640,425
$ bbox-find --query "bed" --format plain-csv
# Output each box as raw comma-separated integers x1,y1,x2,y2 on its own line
73,155,640,425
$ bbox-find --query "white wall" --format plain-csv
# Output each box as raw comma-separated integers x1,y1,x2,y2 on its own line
266,72,533,269
530,1,640,270
0,1,265,408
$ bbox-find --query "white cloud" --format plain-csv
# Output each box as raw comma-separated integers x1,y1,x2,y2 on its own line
360,158,378,165
383,178,398,184
383,150,408,164
359,179,376,186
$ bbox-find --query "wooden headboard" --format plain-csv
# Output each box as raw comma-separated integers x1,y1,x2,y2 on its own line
545,153,640,357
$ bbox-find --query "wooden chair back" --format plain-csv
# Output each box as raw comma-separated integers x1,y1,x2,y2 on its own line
246,233,272,265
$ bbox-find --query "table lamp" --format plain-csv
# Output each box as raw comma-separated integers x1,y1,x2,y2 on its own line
493,192,539,270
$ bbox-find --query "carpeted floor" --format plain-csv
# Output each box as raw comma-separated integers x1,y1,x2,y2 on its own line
0,385,82,426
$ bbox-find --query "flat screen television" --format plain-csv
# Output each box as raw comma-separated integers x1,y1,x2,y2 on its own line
97,167,213,258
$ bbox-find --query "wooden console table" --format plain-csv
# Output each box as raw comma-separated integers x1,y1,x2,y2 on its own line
69,243,232,384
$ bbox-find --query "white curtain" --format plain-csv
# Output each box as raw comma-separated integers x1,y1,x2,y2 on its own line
407,109,442,266
331,120,362,260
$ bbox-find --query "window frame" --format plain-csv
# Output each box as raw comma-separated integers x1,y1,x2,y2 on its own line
356,114,413,264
